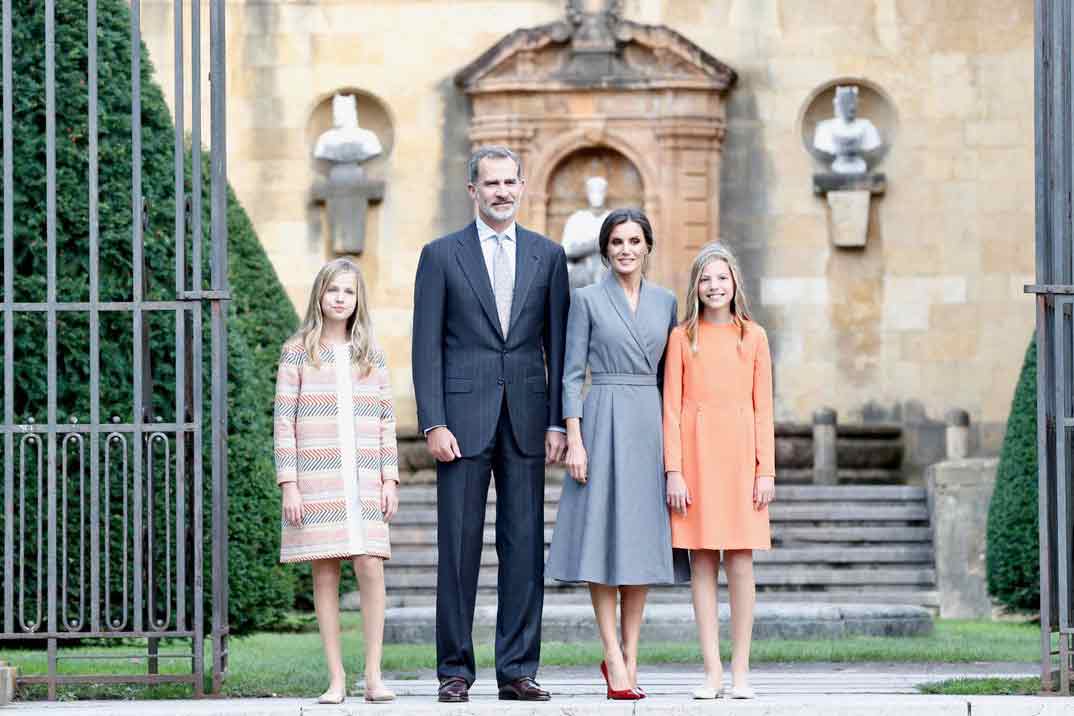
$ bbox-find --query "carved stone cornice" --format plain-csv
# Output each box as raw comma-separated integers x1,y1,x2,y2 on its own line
454,6,737,95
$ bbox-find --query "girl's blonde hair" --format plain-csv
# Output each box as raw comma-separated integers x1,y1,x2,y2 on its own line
296,258,375,373
681,242,753,352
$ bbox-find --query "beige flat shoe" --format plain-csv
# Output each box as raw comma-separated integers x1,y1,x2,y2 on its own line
364,687,396,703
316,688,346,704
692,685,722,699
729,685,755,699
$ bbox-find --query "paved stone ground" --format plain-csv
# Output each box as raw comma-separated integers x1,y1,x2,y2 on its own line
4,663,1057,715
376,661,1038,695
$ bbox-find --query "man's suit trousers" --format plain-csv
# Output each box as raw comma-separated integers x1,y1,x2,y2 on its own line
435,396,545,687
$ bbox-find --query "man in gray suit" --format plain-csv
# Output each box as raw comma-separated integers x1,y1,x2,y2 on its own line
412,146,570,702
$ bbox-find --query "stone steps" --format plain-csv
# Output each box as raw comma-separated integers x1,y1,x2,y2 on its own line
380,566,937,590
386,588,941,608
368,483,938,609
384,603,934,644
385,545,934,567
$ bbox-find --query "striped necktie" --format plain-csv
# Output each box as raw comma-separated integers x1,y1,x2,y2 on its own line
492,234,512,336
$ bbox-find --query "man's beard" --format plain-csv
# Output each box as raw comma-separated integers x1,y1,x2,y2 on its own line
484,200,516,221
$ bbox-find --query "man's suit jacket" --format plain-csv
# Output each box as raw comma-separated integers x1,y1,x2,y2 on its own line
412,221,570,458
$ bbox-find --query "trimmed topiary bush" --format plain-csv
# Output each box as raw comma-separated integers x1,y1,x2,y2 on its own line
0,0,297,634
986,339,1039,611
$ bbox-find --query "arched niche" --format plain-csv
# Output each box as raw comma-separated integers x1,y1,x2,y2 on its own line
545,146,643,246
305,89,395,295
798,78,897,171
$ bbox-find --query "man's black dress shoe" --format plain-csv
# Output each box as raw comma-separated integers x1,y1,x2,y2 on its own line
498,676,551,701
438,676,469,703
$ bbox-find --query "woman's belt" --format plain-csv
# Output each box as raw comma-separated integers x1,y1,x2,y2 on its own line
589,373,658,386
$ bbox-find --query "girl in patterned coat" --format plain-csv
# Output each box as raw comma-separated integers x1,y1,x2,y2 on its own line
274,258,400,704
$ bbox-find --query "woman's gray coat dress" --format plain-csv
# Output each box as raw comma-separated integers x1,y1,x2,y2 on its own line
546,275,690,585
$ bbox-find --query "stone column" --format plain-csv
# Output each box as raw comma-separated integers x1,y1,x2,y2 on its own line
812,407,838,485
926,458,999,618
0,661,14,706
655,120,724,291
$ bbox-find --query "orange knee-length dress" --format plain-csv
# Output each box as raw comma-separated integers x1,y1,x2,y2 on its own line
662,320,775,550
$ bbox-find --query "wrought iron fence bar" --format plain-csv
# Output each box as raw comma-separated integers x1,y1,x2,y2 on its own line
192,0,202,294
2,0,13,637
88,0,102,636
131,0,144,635
45,0,59,641
47,638,57,700
7,301,204,312
182,290,231,300
1056,0,1072,280
20,674,197,686
210,0,229,691
0,630,194,640
1,423,197,435
1036,0,1053,287
1038,296,1058,687
148,430,173,632
172,6,190,638
60,433,86,632
18,434,43,633
1026,284,1074,294
103,430,130,632
58,652,194,661
175,312,186,631
1057,298,1072,633
174,0,184,298
147,434,155,631
192,291,205,696
1035,0,1053,691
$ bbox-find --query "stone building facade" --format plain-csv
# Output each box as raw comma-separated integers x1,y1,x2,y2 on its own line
138,0,1035,457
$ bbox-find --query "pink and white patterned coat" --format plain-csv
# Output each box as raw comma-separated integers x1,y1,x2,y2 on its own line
274,339,398,562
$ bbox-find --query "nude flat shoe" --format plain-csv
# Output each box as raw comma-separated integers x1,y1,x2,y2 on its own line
692,685,722,699
729,685,755,699
364,687,396,703
316,688,346,704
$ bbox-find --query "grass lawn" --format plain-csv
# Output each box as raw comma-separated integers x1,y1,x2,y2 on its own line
1,616,1040,700
917,677,1043,695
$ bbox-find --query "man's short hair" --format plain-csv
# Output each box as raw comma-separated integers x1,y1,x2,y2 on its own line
467,146,523,184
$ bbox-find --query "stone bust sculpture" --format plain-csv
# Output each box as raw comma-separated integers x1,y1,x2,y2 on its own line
314,93,383,164
812,85,882,175
311,94,386,255
561,176,610,289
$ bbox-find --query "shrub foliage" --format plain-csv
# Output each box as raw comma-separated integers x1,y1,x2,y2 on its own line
986,339,1039,611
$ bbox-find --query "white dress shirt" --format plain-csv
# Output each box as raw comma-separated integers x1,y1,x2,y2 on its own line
475,214,516,288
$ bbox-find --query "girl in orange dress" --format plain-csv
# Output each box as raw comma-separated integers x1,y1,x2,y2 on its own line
662,243,775,700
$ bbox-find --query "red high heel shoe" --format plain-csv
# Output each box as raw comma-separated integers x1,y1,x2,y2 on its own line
600,660,643,700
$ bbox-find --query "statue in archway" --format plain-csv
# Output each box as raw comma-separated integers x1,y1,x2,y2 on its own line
812,85,882,175
561,176,610,288
311,94,385,255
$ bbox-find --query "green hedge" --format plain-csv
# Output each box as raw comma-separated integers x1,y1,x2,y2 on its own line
0,0,297,634
985,339,1039,611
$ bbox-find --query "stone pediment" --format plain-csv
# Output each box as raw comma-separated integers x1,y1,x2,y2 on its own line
455,16,736,94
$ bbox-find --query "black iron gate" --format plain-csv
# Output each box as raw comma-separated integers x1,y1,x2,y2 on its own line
1033,0,1074,697
0,0,229,698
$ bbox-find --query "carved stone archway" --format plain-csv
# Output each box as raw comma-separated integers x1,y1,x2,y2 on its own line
455,0,737,291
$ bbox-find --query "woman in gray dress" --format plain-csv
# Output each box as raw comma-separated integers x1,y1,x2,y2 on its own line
547,208,689,700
